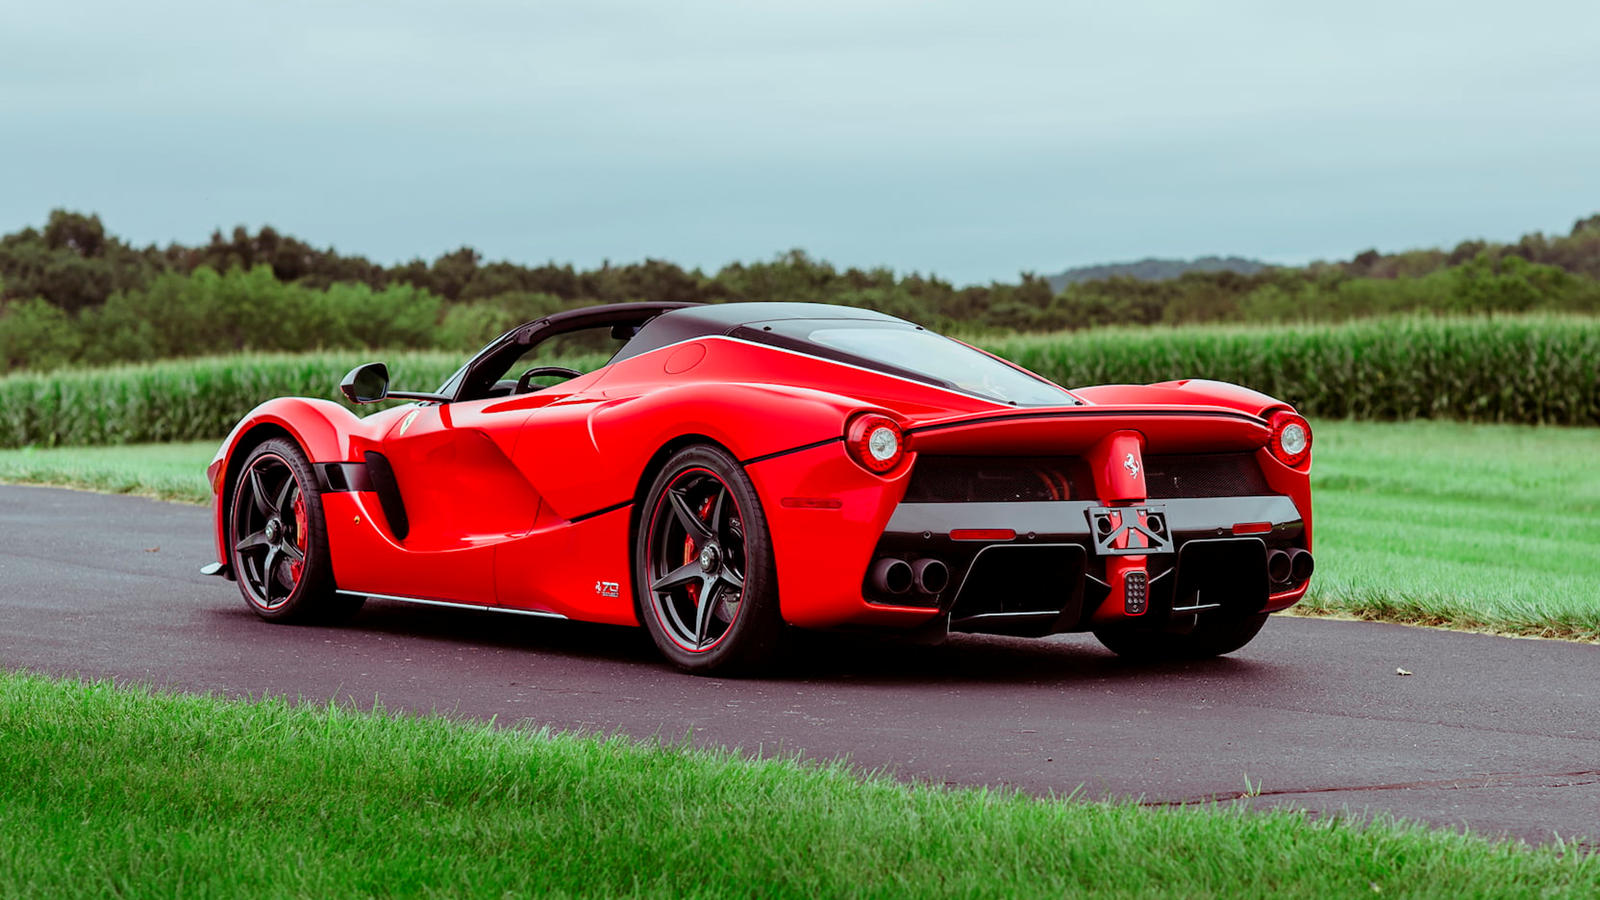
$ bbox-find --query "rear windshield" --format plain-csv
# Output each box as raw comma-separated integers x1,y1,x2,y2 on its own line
738,320,1077,407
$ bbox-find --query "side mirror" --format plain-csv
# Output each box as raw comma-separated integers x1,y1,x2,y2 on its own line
340,363,390,404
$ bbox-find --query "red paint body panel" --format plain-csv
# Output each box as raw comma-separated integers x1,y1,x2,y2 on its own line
745,441,937,629
1087,431,1147,504
907,407,1270,455
1070,379,1288,418
495,506,636,624
208,307,1316,642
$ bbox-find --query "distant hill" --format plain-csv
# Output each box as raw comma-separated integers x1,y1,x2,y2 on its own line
1044,256,1271,292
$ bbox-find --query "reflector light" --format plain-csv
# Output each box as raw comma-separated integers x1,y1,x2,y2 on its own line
845,413,906,473
780,497,843,509
949,528,1016,541
1267,411,1313,467
1233,522,1272,535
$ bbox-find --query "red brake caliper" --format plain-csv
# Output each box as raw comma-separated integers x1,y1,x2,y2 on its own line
290,494,307,583
682,496,715,605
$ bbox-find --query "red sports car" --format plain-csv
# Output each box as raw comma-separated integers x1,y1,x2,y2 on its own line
205,301,1314,673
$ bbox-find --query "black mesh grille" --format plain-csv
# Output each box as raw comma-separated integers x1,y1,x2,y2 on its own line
904,456,1094,503
1143,453,1271,498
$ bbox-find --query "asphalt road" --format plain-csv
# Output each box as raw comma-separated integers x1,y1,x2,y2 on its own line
2,483,1596,846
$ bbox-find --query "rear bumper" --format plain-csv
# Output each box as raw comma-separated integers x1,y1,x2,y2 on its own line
749,441,1311,634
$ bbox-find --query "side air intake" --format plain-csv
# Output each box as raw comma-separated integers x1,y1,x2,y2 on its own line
363,451,410,540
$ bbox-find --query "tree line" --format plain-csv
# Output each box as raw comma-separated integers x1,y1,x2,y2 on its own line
2,209,1599,371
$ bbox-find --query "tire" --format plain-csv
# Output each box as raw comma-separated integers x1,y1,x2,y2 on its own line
634,444,782,675
1093,612,1268,661
228,438,362,624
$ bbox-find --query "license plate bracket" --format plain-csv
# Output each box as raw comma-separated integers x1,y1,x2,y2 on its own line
1086,505,1174,556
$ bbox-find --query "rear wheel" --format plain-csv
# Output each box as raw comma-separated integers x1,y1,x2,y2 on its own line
634,445,782,675
1093,612,1268,661
228,438,361,623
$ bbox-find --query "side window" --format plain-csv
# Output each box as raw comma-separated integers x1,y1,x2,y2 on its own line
465,326,633,401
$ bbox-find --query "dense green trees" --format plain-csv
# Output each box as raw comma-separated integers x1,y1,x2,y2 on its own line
2,210,1599,372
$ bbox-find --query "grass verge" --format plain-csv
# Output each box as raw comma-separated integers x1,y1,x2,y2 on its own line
2,421,1596,641
1300,420,1600,641
0,671,1594,898
0,441,215,503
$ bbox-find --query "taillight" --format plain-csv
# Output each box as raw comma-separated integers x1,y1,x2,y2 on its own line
845,413,906,474
1268,411,1312,467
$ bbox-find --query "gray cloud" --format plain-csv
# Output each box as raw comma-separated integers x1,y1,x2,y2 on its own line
3,0,1597,282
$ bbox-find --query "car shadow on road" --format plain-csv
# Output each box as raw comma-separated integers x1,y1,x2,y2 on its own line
777,628,1273,687
213,599,1281,688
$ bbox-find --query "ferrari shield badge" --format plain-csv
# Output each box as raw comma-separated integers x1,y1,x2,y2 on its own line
1123,452,1139,478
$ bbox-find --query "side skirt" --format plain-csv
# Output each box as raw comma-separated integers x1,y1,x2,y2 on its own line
336,590,568,620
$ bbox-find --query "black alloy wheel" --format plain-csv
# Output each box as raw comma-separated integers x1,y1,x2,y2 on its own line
636,445,781,674
228,438,359,623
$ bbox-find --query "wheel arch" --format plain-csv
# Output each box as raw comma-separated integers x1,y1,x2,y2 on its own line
219,422,298,540
210,397,367,568
627,433,742,545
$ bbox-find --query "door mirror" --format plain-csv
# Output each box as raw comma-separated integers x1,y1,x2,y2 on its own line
340,363,390,404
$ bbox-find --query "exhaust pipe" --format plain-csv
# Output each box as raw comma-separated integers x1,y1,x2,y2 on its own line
870,558,914,595
911,558,950,594
1266,549,1292,584
1288,548,1314,584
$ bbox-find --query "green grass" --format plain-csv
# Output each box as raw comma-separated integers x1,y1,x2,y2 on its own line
3,421,1597,641
0,671,1593,898
0,441,216,503
1300,420,1600,640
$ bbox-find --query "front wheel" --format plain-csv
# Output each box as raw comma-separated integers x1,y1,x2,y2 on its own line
634,445,782,675
228,438,361,624
1093,612,1268,661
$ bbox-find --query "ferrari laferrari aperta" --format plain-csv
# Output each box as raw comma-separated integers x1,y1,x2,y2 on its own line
205,301,1314,673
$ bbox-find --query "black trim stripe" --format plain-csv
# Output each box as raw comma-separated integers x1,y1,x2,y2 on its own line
906,408,1266,436
569,499,634,524
741,436,843,466
569,436,841,523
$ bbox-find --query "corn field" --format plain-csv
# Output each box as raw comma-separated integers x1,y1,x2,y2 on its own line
1,316,1595,448
988,316,1600,426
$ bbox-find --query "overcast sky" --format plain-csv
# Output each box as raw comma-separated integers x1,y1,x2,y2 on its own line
3,1,1597,283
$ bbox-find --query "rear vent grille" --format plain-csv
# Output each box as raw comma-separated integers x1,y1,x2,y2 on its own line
1143,453,1270,498
904,456,1093,503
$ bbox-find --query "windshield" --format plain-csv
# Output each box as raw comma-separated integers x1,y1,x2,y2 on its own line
748,321,1077,407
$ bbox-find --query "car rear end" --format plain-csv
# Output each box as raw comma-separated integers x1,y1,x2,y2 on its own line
751,402,1313,640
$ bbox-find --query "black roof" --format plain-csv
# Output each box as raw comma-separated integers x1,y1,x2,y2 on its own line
611,302,909,364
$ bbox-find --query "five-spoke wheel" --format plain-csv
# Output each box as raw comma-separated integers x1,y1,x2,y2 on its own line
228,438,358,623
636,445,780,673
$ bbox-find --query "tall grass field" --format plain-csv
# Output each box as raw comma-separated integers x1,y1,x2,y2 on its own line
1,315,1596,448
1,672,1594,898
986,314,1600,425
2,420,1595,641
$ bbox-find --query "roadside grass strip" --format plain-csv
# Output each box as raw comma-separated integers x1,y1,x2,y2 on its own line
0,441,215,504
0,672,1594,898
